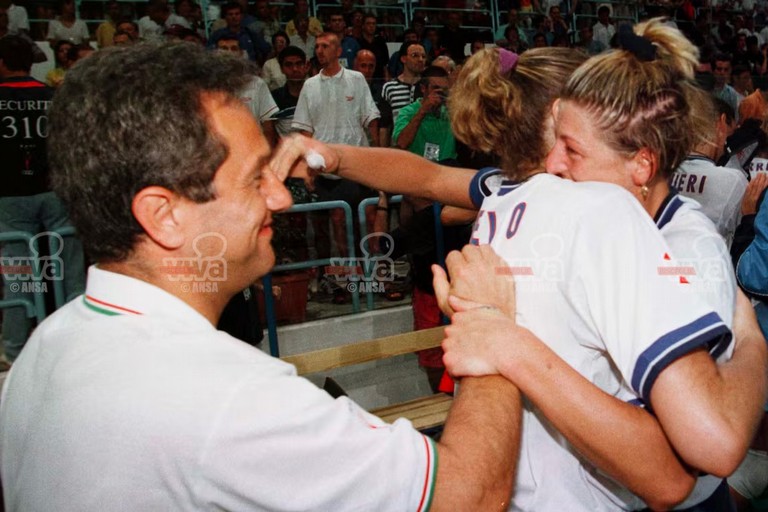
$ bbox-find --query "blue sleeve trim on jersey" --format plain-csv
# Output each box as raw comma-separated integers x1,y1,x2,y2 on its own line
709,331,733,361
654,193,683,230
468,167,502,209
631,312,732,402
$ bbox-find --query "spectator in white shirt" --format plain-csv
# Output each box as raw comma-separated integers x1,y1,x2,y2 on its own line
0,0,28,35
46,0,89,45
592,4,615,49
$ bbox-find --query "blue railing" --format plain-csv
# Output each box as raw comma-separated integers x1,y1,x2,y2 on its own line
0,231,49,328
255,192,455,356
263,199,359,356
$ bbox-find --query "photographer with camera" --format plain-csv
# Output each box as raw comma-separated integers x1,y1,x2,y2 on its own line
390,65,461,391
393,65,456,162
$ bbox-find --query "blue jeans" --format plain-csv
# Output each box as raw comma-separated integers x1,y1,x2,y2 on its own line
0,193,85,361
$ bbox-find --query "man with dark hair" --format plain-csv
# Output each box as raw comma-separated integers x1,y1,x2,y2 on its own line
713,52,740,115
325,9,359,68
381,40,425,135
387,27,418,78
285,0,322,37
253,0,279,42
115,18,138,40
271,45,307,137
393,65,455,162
137,0,171,42
208,1,270,64
112,29,133,45
0,36,84,366
356,13,389,82
732,63,753,99
288,12,314,58
576,21,604,55
437,11,468,64
0,42,520,510
166,0,193,29
592,4,614,49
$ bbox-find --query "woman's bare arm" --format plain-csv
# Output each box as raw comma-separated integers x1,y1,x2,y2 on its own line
269,135,477,209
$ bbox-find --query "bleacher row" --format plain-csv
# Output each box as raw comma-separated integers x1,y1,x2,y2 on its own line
25,0,768,67
24,0,650,43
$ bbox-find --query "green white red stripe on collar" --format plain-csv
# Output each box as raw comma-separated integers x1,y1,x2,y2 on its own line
83,295,143,316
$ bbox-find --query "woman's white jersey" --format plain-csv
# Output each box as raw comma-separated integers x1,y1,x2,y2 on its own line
468,171,732,511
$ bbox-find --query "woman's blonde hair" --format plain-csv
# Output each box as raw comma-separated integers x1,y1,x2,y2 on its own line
449,46,587,180
687,85,720,150
560,18,700,177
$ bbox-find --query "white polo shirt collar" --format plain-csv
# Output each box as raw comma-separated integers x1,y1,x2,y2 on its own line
82,265,214,332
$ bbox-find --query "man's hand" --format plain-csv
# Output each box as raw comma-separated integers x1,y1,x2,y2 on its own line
432,244,517,318
268,134,340,189
742,173,768,215
420,89,444,115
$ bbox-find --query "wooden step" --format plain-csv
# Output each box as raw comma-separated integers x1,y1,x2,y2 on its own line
372,393,453,431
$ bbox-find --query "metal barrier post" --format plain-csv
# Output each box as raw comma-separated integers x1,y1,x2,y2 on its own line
263,199,360,355
432,202,446,268
356,195,402,311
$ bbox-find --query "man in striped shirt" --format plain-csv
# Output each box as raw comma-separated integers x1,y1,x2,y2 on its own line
381,41,426,143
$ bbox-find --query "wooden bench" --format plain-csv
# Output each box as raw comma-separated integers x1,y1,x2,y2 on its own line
281,327,452,431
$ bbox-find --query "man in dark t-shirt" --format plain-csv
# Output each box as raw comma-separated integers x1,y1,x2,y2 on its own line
270,45,307,138
0,36,84,363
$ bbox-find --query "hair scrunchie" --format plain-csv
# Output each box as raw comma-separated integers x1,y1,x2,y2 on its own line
617,24,656,62
499,48,519,74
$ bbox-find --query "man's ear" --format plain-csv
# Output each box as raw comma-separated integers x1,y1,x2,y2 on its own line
131,186,187,250
551,98,561,118
631,147,657,187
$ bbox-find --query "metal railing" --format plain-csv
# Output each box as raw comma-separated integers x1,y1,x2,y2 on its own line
263,199,359,356
0,231,49,329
